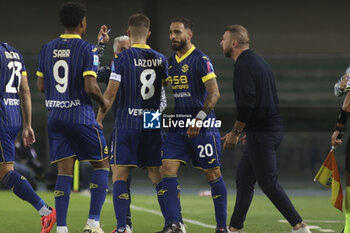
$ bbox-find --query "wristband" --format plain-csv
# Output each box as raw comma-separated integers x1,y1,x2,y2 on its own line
195,110,207,121
334,126,343,132
337,108,349,125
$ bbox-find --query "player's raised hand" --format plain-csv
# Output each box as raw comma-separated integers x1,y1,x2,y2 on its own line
221,131,239,150
22,127,36,147
97,25,110,44
187,119,201,138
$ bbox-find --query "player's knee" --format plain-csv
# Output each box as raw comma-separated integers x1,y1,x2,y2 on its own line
0,164,14,181
160,163,177,176
147,167,161,183
204,168,222,182
91,159,110,169
111,166,129,182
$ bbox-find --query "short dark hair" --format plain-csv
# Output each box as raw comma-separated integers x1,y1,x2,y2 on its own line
59,2,87,28
171,17,193,31
128,14,150,38
224,24,250,45
128,14,150,30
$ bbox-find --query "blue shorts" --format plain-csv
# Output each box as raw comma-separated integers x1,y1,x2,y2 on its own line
0,126,21,164
48,118,108,163
110,129,162,168
161,131,221,170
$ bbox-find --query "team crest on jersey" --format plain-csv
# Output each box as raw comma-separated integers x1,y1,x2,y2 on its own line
181,64,189,72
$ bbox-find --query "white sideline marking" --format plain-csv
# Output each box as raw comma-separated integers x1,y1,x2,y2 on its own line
278,220,335,232
79,193,216,229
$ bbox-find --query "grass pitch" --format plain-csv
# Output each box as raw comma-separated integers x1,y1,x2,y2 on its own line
0,191,344,233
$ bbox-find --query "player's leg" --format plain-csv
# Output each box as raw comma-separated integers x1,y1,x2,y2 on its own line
140,130,168,227
192,133,227,233
126,173,133,231
87,159,110,230
160,160,182,227
109,128,139,233
203,168,227,233
111,165,131,232
55,157,75,233
0,126,55,233
251,130,309,232
68,123,109,233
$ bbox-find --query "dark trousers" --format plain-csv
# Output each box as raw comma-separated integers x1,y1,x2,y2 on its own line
230,129,302,229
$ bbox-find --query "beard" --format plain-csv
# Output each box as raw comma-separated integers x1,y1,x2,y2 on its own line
223,46,232,57
171,39,186,51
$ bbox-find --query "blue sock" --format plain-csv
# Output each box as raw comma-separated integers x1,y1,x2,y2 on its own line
113,180,129,229
177,185,183,224
163,176,180,223
55,174,73,226
89,169,109,221
209,176,227,229
155,181,167,224
1,171,45,212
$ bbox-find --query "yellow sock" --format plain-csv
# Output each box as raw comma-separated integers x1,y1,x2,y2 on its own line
344,187,350,233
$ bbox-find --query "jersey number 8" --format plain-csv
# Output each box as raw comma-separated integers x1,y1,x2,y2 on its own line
140,69,156,100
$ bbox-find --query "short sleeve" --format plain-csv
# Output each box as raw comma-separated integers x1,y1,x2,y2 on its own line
36,45,45,78
82,44,99,78
19,53,27,76
197,55,216,83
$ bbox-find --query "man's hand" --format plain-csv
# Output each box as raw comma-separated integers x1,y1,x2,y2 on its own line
221,131,239,150
331,130,343,147
100,98,110,113
97,25,110,44
22,127,35,147
187,118,202,138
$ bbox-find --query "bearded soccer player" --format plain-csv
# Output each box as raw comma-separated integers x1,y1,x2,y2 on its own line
96,14,168,233
36,2,110,233
0,42,56,232
158,17,227,233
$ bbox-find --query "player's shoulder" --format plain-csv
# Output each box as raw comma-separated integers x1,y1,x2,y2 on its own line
193,48,211,61
0,42,20,54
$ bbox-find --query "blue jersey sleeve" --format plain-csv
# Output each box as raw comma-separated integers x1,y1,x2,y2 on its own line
109,55,123,83
197,55,216,83
161,55,169,81
82,44,99,78
18,52,27,76
36,45,46,78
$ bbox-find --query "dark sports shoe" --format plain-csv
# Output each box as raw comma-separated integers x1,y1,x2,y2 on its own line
41,208,56,233
156,222,183,233
215,228,228,233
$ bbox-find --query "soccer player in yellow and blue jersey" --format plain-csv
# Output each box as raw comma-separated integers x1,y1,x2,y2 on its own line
96,14,168,233
159,18,227,233
0,42,56,233
37,2,110,233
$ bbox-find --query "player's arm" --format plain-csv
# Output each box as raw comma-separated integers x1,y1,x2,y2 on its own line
20,74,35,147
187,78,221,138
332,91,350,146
96,80,120,128
84,75,110,112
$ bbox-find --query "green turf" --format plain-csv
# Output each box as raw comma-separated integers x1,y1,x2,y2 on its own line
0,190,344,233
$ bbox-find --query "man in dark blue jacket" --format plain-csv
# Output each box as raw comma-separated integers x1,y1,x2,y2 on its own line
220,24,311,233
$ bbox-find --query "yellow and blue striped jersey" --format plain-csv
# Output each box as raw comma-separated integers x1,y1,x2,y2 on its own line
167,45,217,120
0,42,27,128
110,44,168,129
37,34,99,124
